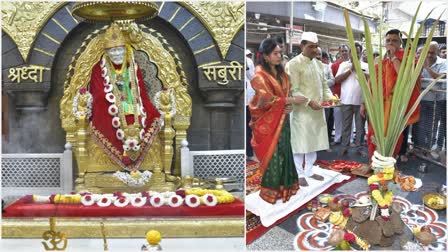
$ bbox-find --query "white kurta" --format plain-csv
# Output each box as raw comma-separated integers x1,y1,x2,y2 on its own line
286,54,333,154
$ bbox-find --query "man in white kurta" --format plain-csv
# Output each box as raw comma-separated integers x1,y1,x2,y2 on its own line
286,32,335,186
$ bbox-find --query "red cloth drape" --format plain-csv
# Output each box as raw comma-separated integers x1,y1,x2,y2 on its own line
89,60,161,169
2,197,244,218
331,59,343,97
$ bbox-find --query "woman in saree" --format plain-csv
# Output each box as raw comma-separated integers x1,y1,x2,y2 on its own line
249,38,307,204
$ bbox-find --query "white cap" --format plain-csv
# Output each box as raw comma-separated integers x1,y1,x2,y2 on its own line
301,31,318,43
245,49,252,55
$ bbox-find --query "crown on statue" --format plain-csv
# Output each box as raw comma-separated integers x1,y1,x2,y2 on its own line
103,23,127,49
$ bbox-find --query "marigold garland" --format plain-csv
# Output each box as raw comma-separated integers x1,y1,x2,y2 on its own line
371,189,393,207
186,189,235,204
367,172,394,185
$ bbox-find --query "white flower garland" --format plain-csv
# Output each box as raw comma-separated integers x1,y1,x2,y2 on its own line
150,193,165,207
202,194,218,207
168,195,184,207
131,196,147,207
97,196,114,207
101,56,147,154
33,189,232,208
114,197,130,207
185,195,201,208
113,170,152,187
154,89,176,117
81,194,95,206
72,90,93,120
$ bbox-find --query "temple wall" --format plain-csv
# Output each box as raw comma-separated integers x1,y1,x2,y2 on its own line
2,2,245,155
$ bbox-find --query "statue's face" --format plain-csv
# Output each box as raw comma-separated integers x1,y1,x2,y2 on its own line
106,46,126,65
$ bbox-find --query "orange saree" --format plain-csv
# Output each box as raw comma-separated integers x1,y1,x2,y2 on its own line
249,65,299,204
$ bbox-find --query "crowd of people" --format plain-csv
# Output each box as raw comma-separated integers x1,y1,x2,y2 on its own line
246,30,447,204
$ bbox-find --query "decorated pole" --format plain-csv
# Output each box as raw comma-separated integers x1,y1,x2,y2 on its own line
343,2,445,220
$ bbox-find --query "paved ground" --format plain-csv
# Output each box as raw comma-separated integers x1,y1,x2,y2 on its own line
247,143,447,251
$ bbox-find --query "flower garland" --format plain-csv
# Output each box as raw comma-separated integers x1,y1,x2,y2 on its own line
113,170,152,187
154,89,176,117
72,88,93,120
130,196,147,207
346,230,370,250
185,188,235,204
26,189,234,208
114,197,130,207
101,52,147,161
168,195,184,207
185,195,201,207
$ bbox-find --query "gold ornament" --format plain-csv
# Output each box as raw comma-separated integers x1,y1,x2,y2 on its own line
181,1,244,58
100,222,108,251
103,23,127,49
42,217,68,251
1,2,65,61
72,2,159,22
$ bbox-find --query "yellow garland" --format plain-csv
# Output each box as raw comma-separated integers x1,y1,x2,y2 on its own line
384,191,393,204
381,167,395,174
346,230,370,250
186,189,235,204
371,189,393,207
367,172,394,185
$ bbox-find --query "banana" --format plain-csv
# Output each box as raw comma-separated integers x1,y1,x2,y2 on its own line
329,211,343,225
334,215,345,226
329,212,338,224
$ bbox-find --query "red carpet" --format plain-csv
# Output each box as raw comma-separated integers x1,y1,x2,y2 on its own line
2,197,244,218
246,173,357,245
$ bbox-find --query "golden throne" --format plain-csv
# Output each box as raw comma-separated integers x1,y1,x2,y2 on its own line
60,23,192,193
